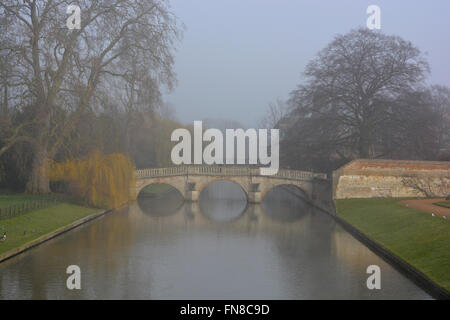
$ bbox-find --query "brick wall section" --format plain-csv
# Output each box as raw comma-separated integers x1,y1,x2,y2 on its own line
333,159,450,199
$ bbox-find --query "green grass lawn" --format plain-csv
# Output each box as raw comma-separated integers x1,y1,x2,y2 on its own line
0,202,98,255
433,201,450,209
336,198,450,292
0,193,56,209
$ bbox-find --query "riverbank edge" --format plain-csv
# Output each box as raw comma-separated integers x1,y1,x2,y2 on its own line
298,190,450,299
329,202,450,300
0,208,111,264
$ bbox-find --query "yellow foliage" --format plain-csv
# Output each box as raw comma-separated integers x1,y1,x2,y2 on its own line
48,150,136,209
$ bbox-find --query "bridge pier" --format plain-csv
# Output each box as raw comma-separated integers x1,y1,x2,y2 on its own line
248,191,262,203
185,190,199,201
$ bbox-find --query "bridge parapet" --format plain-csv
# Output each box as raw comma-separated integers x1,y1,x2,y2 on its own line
135,165,327,181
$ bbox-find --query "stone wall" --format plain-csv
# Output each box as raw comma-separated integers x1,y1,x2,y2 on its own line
333,159,450,199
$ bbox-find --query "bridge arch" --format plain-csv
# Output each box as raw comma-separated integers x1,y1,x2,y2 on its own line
197,178,249,201
260,182,310,203
137,182,184,198
136,177,186,199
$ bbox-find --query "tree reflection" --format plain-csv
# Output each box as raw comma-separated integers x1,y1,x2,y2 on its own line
262,185,310,222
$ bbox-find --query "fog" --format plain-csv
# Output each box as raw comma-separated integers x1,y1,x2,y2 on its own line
165,0,450,127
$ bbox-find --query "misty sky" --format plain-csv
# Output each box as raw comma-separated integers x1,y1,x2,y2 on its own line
164,0,450,127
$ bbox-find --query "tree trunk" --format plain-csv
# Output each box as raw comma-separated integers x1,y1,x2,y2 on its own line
25,101,51,194
2,76,8,124
359,125,371,158
26,142,50,194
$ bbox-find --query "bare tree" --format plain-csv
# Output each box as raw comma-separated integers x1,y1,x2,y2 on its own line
259,98,288,129
289,28,429,159
0,0,181,193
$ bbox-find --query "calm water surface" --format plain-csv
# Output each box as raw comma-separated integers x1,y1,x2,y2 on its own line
0,182,430,299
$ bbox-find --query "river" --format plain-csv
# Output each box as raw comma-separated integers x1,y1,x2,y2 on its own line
0,181,430,299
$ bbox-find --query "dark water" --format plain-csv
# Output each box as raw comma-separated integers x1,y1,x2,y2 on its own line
0,182,430,299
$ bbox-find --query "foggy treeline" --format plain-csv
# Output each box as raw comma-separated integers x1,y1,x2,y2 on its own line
265,29,450,173
0,0,185,193
1,1,449,195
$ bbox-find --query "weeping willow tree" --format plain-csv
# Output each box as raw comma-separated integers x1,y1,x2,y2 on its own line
48,150,136,209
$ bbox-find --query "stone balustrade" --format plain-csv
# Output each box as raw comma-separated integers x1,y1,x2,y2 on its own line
135,165,327,181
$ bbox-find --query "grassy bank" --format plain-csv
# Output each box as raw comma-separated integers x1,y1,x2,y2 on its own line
0,193,56,208
336,198,450,293
0,195,98,255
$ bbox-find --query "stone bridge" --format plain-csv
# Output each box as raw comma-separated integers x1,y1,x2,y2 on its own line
135,166,328,203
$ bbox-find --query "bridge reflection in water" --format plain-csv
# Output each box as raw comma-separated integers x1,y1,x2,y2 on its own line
137,181,311,224
0,181,431,299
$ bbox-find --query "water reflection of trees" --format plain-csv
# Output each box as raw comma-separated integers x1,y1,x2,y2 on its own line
261,185,310,222
0,198,426,299
0,183,360,299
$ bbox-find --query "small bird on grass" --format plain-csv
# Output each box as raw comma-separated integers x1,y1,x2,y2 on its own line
0,232,6,242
